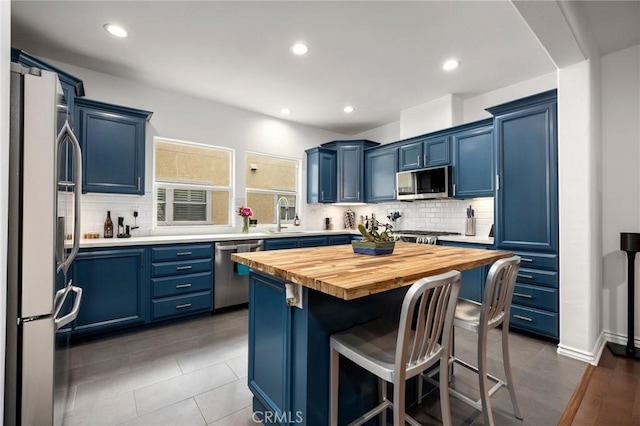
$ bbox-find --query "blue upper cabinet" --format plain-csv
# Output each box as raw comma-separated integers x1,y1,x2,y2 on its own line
398,135,450,171
452,122,494,199
317,140,379,204
75,99,152,195
364,145,398,203
488,90,558,253
306,147,337,203
11,48,85,131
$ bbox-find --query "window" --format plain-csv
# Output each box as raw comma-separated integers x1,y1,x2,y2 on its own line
245,152,300,226
154,138,233,226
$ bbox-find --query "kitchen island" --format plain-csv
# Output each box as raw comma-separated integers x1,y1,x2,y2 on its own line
232,242,510,425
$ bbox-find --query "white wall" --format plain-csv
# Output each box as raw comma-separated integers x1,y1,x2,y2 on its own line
399,94,464,139
0,0,11,419
45,59,347,235
601,45,640,345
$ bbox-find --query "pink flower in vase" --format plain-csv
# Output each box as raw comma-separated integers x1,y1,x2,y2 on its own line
237,206,253,217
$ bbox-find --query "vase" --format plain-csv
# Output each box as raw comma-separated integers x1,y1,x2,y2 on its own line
351,241,395,256
242,216,249,233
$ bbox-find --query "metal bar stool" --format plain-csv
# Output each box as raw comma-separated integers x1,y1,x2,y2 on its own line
329,270,461,426
427,255,523,425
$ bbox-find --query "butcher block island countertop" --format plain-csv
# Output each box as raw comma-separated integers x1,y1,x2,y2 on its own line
232,242,511,300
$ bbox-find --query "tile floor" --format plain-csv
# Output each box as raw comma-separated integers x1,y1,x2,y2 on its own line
61,307,586,425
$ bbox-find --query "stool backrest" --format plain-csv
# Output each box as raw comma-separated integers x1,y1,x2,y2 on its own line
396,270,461,379
481,256,521,328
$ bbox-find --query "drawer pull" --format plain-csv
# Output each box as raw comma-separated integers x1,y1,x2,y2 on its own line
517,274,533,279
176,284,192,289
176,266,193,271
176,252,193,256
513,292,533,299
513,314,533,322
176,303,192,309
520,257,533,262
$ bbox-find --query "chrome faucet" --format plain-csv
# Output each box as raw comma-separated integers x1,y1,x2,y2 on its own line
276,196,289,232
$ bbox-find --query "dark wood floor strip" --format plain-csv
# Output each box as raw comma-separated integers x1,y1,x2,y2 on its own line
561,347,640,426
558,363,595,425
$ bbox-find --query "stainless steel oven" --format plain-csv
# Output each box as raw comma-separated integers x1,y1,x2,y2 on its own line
214,240,263,308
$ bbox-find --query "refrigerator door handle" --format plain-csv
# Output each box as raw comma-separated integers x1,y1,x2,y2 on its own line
56,120,82,275
55,285,82,330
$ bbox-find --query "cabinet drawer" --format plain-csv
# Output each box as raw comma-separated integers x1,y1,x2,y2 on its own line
512,251,558,271
151,291,212,320
516,267,557,288
300,236,328,247
512,284,558,312
329,235,351,245
509,305,558,338
151,258,212,278
151,244,213,262
151,272,212,298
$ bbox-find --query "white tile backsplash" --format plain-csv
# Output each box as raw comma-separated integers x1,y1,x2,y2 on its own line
79,193,494,238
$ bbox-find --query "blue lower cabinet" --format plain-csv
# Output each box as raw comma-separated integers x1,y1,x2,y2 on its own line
510,305,558,339
328,235,351,245
72,248,147,334
151,291,213,320
151,272,212,298
265,235,352,250
438,241,492,303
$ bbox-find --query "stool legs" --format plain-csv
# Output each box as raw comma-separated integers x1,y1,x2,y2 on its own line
393,379,406,425
378,378,387,426
502,326,523,420
477,330,494,426
330,348,339,426
439,352,453,426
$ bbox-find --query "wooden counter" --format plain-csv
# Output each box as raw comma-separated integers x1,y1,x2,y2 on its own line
232,242,511,300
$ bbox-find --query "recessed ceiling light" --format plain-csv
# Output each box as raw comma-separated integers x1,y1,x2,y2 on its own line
281,108,292,115
291,43,309,55
343,106,354,113
104,24,128,38
442,59,460,71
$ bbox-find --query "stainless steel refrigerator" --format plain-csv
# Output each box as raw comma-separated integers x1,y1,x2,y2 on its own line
5,63,83,425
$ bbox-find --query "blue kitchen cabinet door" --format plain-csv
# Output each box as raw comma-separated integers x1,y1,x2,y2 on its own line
491,94,558,252
306,148,336,203
399,135,450,171
75,98,152,195
337,144,364,203
452,125,494,198
438,241,491,302
71,248,147,334
248,273,293,424
328,235,352,245
264,238,301,251
364,146,398,203
299,236,328,247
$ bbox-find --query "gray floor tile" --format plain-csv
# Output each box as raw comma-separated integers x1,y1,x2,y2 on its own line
176,332,248,374
133,362,237,415
118,398,206,426
62,392,137,426
72,359,183,410
195,379,252,423
207,406,256,426
225,354,248,379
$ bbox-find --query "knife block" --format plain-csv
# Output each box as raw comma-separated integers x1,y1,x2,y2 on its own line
465,217,476,236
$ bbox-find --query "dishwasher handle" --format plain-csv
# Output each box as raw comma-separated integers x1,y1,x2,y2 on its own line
216,242,263,252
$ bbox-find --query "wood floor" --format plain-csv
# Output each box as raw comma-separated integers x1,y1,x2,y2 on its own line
559,346,640,425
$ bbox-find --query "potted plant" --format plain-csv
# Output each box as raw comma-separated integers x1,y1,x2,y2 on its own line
352,219,395,255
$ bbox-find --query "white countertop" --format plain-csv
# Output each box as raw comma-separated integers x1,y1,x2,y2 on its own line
73,229,359,248
437,235,494,245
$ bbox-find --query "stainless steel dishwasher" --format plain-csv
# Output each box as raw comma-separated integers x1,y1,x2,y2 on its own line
214,240,263,309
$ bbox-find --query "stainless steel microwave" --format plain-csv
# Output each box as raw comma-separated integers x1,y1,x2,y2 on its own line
396,165,452,200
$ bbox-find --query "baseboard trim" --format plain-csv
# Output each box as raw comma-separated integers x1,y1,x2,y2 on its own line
557,331,606,365
603,330,640,348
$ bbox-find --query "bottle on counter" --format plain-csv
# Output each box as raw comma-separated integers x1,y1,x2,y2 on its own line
294,214,300,226
104,211,114,238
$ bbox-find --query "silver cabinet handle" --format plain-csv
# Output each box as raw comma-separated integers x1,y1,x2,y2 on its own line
176,284,192,289
424,154,427,165
517,274,533,279
55,286,83,330
453,183,456,196
137,176,141,191
417,154,420,165
321,190,324,201
176,303,192,309
177,266,193,271
520,257,533,262
513,292,533,299
357,191,360,200
496,174,500,191
513,314,533,322
176,252,192,256
217,243,262,252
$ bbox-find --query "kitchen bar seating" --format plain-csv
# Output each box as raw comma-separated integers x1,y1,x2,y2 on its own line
445,255,523,426
329,271,461,426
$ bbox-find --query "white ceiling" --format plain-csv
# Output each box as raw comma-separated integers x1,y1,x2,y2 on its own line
10,1,639,135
